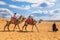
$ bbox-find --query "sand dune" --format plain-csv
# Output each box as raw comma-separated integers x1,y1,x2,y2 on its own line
0,18,60,40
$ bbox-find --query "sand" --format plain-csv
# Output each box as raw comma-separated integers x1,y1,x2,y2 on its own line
0,18,60,40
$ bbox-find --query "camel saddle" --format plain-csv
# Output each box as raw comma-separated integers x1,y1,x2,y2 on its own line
10,17,17,23
25,18,34,24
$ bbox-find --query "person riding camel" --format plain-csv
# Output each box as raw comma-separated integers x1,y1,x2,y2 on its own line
12,13,17,19
25,15,34,24
10,13,17,23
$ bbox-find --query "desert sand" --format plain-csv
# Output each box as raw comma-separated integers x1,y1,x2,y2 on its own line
0,18,60,40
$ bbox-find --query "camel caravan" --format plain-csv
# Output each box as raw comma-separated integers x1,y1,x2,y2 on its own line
3,13,41,32
3,13,58,32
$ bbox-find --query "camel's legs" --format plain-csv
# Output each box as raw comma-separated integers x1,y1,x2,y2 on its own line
32,25,34,31
17,24,20,31
7,25,10,31
22,23,27,31
35,24,39,32
25,25,27,31
13,24,16,31
22,25,25,31
4,24,7,31
4,23,10,31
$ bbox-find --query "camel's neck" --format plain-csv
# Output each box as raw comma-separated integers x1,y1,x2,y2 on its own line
18,17,25,23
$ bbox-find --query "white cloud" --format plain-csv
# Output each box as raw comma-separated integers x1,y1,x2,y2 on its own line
32,10,49,14
12,0,44,3
0,1,6,5
11,0,43,7
31,8,60,20
32,9,60,15
0,8,13,15
0,8,23,20
43,10,49,14
31,0,56,7
46,0,56,3
49,9,60,15
9,5,20,9
39,16,50,20
12,0,56,7
45,1,55,7
24,6,30,10
50,9,60,20
9,5,30,10
31,3,40,7
0,8,13,20
32,10,42,14
21,5,30,10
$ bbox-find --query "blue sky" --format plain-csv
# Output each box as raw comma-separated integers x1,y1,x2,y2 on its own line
0,0,60,20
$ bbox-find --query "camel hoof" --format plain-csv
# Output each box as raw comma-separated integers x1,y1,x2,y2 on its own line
13,30,15,31
21,29,23,31
25,30,28,32
31,31,33,32
8,30,10,31
3,30,5,32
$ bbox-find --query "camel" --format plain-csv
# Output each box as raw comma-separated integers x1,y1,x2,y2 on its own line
39,19,43,23
4,15,26,31
22,17,39,32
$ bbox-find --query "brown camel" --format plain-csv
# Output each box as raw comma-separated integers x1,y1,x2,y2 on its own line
4,15,26,31
22,17,39,32
39,19,43,23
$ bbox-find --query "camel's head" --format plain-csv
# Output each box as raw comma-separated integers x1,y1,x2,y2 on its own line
38,19,43,23
18,15,26,22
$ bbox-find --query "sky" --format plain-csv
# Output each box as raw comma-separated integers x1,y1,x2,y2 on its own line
0,0,60,20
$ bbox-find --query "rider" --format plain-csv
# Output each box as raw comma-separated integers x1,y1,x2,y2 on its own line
10,13,17,23
13,13,17,19
28,15,33,20
27,15,34,24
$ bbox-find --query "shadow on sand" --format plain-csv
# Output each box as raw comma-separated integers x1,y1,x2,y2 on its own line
17,30,33,33
0,30,14,32
0,30,34,33
48,30,58,32
48,31,53,32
